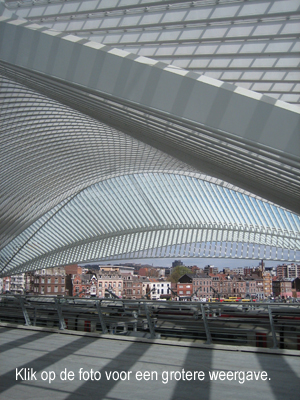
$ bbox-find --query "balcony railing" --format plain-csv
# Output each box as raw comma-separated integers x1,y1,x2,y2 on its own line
0,295,299,350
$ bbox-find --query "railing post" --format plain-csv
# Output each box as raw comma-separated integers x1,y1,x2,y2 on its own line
33,306,37,326
268,306,278,349
19,297,31,326
55,298,66,330
132,310,138,331
144,302,156,339
201,304,212,344
96,300,108,334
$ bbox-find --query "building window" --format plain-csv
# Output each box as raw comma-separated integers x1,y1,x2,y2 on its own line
47,287,51,293
55,278,58,284
48,278,51,284
54,286,58,293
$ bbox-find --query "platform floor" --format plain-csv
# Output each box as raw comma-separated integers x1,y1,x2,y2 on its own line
0,326,299,400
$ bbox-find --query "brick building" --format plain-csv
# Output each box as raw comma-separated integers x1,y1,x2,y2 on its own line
219,275,241,298
193,274,213,299
29,267,66,296
65,264,82,275
230,275,246,297
178,273,247,300
279,279,293,299
262,272,273,298
272,278,294,299
244,276,257,298
177,274,197,298
178,274,213,299
122,274,147,299
71,273,95,297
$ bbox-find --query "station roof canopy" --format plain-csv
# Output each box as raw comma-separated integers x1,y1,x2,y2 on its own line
1,0,300,276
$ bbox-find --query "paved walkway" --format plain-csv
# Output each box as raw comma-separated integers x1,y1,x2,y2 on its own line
0,326,299,400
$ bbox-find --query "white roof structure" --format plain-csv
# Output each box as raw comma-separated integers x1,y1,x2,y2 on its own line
0,0,300,276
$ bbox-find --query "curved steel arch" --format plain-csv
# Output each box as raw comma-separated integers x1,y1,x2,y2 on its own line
1,173,299,276
0,4,299,213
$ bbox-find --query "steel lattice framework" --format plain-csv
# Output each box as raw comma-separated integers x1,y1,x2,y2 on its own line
0,0,300,276
2,173,300,276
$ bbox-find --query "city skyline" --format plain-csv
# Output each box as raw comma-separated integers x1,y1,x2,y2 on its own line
97,258,278,270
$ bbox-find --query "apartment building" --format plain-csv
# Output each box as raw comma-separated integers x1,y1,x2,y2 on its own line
122,274,147,299
277,264,300,279
98,273,123,298
29,267,66,296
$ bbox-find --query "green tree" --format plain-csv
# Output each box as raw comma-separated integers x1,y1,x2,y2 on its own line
169,266,191,283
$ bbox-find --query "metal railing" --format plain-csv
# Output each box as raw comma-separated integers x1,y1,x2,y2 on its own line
1,295,300,350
